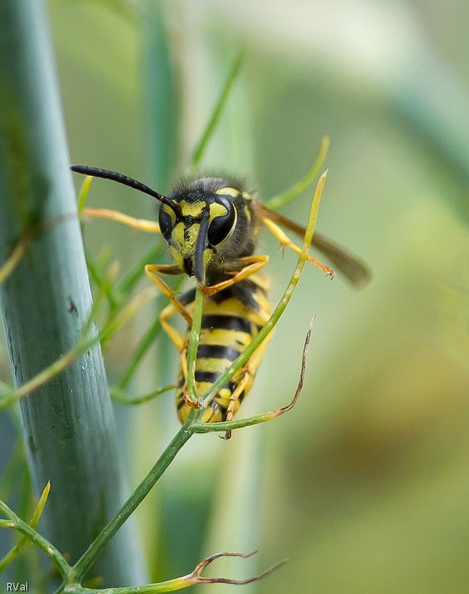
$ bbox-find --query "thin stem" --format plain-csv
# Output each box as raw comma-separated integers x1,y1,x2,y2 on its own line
62,551,286,593
191,49,245,170
114,317,162,389
77,175,93,212
185,288,204,403
0,237,27,284
72,421,195,583
0,497,71,579
110,384,177,405
194,316,314,434
0,481,50,571
265,136,329,210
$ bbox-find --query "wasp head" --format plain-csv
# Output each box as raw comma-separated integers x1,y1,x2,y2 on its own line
159,177,257,285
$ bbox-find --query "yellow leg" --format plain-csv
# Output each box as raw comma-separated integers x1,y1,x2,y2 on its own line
83,207,160,233
222,326,274,439
158,301,187,352
201,255,269,297
145,264,193,326
156,297,197,412
160,300,196,411
222,372,252,440
145,265,202,408
262,217,334,276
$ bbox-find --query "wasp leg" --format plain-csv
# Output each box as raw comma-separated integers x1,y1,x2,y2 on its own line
262,217,334,276
222,374,250,440
145,264,193,326
221,324,274,439
157,299,202,412
145,268,200,410
201,255,269,297
83,207,160,233
156,300,187,353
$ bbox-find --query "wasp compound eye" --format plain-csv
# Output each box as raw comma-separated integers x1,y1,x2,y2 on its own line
158,207,174,242
207,202,236,246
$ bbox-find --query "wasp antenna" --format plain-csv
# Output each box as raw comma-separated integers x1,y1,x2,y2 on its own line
70,165,174,208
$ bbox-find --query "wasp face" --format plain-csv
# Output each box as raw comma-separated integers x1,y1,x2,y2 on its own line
158,178,257,284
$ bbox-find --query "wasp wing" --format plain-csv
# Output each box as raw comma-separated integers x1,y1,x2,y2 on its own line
256,203,371,287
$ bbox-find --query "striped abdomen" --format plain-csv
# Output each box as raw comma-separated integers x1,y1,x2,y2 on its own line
177,275,271,423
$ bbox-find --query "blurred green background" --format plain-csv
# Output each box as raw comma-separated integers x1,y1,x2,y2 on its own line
5,0,469,591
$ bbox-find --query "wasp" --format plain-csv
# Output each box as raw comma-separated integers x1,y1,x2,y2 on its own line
71,165,369,433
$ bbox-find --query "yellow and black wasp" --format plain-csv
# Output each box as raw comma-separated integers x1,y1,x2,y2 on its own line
71,165,369,432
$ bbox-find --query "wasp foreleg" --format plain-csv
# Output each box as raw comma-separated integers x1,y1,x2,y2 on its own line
201,255,269,297
145,264,193,326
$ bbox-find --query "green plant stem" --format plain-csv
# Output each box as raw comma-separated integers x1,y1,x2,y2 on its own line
0,497,71,579
63,552,284,593
265,136,329,210
191,49,245,170
110,383,177,405
73,420,195,583
114,316,162,388
186,288,204,403
0,0,146,586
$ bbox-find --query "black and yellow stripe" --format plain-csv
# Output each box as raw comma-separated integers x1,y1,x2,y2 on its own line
70,166,370,430
177,275,271,423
